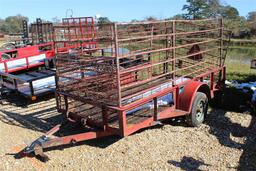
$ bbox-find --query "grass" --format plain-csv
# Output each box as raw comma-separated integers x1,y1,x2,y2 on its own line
226,62,256,82
225,46,256,82
229,46,256,50
227,46,256,60
229,38,256,42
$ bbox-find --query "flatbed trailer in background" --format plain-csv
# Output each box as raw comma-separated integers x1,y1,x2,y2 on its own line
23,18,228,161
0,19,56,100
0,69,55,99
0,42,55,100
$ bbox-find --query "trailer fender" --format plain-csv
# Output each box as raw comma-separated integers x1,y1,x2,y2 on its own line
177,81,211,113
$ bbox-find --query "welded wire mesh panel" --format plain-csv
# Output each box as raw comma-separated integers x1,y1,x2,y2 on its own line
54,17,98,52
56,19,225,108
62,17,96,40
56,53,119,106
174,19,222,78
116,19,224,104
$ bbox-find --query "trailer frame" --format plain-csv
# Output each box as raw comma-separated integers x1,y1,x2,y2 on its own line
22,18,228,161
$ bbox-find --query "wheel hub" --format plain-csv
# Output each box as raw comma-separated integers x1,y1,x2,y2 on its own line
196,100,204,122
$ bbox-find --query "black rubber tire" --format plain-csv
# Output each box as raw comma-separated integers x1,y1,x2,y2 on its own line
186,92,208,127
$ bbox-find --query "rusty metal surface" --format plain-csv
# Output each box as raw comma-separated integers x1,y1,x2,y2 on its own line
53,17,98,52
21,19,228,157
56,18,225,106
54,18,227,137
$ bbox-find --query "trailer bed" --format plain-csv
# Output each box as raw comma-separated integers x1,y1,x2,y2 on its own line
0,69,56,99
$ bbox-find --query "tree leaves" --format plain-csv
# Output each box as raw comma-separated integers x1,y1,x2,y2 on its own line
0,14,28,34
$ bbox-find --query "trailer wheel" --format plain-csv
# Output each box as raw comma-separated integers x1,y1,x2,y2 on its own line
186,92,208,127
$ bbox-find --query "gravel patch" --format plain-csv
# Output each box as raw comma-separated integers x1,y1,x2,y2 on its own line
0,97,255,170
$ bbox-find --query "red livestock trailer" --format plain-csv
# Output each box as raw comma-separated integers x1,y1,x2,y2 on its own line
22,18,228,161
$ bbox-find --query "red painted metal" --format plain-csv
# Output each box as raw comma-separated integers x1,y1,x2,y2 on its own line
0,42,54,73
177,81,209,112
54,17,98,53
23,18,229,159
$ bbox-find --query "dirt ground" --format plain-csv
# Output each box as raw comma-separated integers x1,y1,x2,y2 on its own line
0,95,255,171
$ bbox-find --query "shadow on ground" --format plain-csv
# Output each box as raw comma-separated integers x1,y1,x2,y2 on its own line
168,156,211,171
1,85,255,169
0,94,61,132
206,108,256,170
207,79,256,170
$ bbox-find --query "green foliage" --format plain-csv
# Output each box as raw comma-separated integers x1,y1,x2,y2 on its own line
97,17,111,25
247,11,256,36
224,17,249,37
145,16,157,21
181,0,254,38
0,14,28,34
169,14,184,20
207,0,222,17
221,5,239,19
182,0,209,19
247,11,256,21
182,0,239,19
131,19,139,22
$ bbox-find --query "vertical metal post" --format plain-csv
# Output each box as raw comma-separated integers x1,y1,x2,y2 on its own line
222,66,226,82
210,72,214,90
67,19,71,42
118,110,127,137
4,62,8,73
102,106,108,130
175,86,179,109
114,23,122,107
150,24,154,48
149,52,152,80
29,81,35,100
153,97,158,121
111,24,114,56
55,94,60,112
172,21,176,84
164,21,169,73
219,18,223,67
114,23,127,136
64,95,69,115
53,27,57,54
55,74,60,111
36,18,43,44
86,18,88,39
22,20,29,45
79,18,83,39
13,79,18,90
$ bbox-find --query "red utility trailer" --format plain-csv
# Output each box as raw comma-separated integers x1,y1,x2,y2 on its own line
23,18,228,161
0,42,54,73
0,19,56,100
